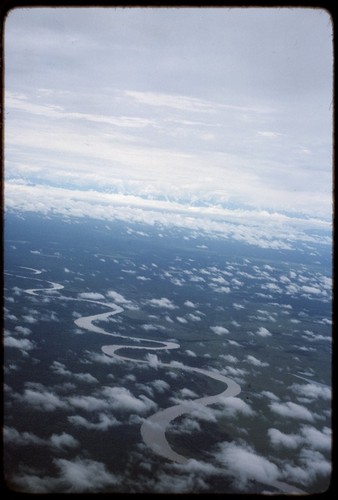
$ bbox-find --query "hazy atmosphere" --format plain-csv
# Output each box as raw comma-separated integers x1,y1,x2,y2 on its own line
4,7,333,494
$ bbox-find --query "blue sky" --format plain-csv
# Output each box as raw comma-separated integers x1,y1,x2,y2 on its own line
4,7,333,229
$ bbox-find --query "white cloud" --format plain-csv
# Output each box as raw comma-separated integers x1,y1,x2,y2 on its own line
256,326,272,337
106,290,131,304
220,354,238,364
68,413,120,431
269,401,315,422
14,387,68,412
78,292,105,300
261,390,280,401
290,382,331,401
210,326,229,335
147,297,177,309
4,335,35,352
215,440,280,490
142,323,166,331
101,386,157,414
185,349,197,357
268,428,302,449
14,325,32,335
246,355,269,367
219,396,255,418
4,426,79,451
51,361,98,384
53,457,121,492
184,300,196,308
300,425,331,451
282,448,331,487
49,432,80,450
67,395,110,412
151,379,170,393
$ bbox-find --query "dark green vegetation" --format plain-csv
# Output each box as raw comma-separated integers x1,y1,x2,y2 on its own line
3,211,332,494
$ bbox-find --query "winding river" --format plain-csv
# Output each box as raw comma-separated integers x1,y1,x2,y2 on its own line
12,267,305,494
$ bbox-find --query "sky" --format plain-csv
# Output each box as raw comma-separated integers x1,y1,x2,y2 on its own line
4,7,333,231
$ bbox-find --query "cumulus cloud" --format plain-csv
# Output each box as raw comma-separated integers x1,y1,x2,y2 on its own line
142,323,166,331
101,386,157,414
67,395,109,412
268,425,331,455
68,413,120,431
15,387,68,411
218,396,255,418
269,401,315,422
268,428,302,449
78,292,105,300
282,449,331,487
82,350,121,365
300,425,331,451
215,440,280,490
145,353,160,369
4,335,35,353
4,426,79,451
54,457,121,492
220,354,238,363
151,379,170,393
290,382,331,402
51,361,98,384
256,326,272,337
184,300,197,308
106,290,131,304
10,456,121,493
210,326,229,335
261,390,280,401
14,325,32,335
147,297,177,309
246,355,269,367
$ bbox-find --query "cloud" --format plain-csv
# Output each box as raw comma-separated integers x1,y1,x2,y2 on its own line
215,440,280,490
150,379,170,393
282,449,331,487
187,313,201,321
220,354,238,363
256,326,272,337
290,382,331,401
269,401,315,422
147,297,177,309
15,387,68,412
145,353,160,369
142,323,166,331
14,326,32,335
68,413,120,431
4,426,79,451
4,335,35,353
67,395,109,412
185,349,197,357
184,300,197,308
218,396,255,418
106,290,131,304
210,326,230,335
101,386,157,414
82,350,121,365
78,292,105,300
53,457,121,492
261,390,280,401
51,361,98,384
246,355,269,367
300,425,331,451
268,428,302,449
49,432,80,450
